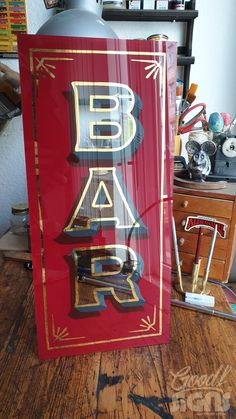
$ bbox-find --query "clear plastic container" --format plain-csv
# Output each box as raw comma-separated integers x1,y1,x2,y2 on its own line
10,203,29,236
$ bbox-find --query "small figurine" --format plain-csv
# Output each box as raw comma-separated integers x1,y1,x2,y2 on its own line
186,140,217,181
221,112,232,132
208,112,224,133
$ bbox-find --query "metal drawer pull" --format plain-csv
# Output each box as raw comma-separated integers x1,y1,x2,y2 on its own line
181,200,189,208
178,237,185,246
181,219,186,227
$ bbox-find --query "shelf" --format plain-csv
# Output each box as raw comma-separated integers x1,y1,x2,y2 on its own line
102,9,198,22
102,2,198,96
177,56,195,66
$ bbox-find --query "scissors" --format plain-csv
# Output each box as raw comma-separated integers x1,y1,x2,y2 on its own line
178,103,208,134
176,98,190,116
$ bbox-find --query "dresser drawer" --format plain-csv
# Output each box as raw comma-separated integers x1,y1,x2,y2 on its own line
172,251,225,281
174,193,233,219
175,231,228,260
173,210,231,239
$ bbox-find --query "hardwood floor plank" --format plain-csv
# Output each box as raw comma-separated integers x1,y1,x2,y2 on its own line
0,262,235,418
0,261,31,350
0,280,102,418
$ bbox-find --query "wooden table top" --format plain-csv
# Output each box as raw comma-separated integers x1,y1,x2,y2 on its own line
0,260,235,418
174,181,236,200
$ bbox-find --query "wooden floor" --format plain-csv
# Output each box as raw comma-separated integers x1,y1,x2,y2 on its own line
0,260,236,418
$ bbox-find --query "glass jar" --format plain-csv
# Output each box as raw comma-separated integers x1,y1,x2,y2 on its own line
10,203,29,236
155,0,169,10
147,34,169,41
103,0,125,8
174,0,185,10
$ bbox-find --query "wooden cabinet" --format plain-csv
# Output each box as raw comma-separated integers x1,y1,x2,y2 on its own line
173,184,236,282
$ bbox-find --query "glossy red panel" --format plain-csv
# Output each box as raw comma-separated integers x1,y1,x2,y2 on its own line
18,34,176,359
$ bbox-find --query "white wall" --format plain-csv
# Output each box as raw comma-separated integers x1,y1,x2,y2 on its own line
190,0,236,117
109,0,236,117
0,0,236,236
0,3,53,235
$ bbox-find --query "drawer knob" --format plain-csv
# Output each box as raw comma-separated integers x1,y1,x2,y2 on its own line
181,219,186,227
178,237,185,246
182,200,189,208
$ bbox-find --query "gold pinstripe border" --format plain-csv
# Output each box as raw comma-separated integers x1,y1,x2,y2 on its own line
30,46,166,351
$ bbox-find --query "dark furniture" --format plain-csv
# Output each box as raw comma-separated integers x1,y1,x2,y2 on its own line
103,0,198,95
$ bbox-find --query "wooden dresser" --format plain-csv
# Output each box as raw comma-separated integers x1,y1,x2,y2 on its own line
173,184,236,282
